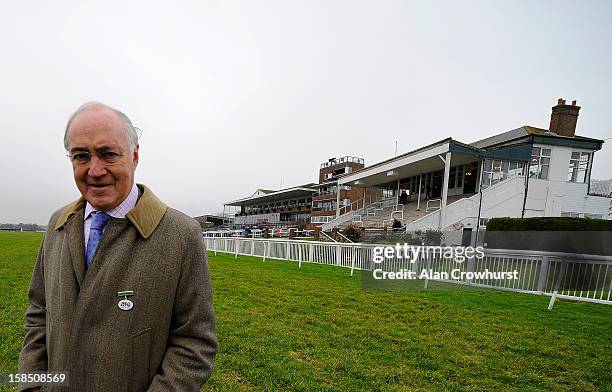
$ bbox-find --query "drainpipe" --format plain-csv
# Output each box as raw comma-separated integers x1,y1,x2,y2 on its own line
586,151,595,195
475,159,485,246
521,161,529,218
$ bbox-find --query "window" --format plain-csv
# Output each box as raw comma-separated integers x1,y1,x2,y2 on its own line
567,151,590,183
491,160,503,185
508,161,524,177
561,211,581,218
482,159,525,188
312,200,337,212
529,147,551,179
457,166,464,187
311,216,334,224
448,167,457,188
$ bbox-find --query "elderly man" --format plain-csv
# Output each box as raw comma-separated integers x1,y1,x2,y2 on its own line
18,102,217,391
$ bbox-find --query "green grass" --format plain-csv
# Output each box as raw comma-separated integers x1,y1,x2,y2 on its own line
1,233,611,391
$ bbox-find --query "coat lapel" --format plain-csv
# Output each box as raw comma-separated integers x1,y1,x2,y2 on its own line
52,183,167,288
64,209,86,287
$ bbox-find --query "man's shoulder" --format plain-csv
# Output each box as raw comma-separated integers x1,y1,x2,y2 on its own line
47,200,81,230
160,207,202,234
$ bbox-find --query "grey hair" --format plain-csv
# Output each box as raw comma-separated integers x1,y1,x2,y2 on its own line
63,102,140,152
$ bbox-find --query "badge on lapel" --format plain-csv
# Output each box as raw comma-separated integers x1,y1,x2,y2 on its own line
117,290,134,311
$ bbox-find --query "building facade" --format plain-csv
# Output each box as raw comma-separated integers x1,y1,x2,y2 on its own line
227,186,316,228
311,156,381,225
222,99,610,237
323,99,610,234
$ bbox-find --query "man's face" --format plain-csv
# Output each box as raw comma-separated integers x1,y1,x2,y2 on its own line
66,107,139,211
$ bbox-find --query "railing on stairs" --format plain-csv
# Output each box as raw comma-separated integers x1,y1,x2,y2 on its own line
406,175,525,232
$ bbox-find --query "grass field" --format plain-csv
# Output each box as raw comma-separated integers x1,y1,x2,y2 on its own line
1,232,611,391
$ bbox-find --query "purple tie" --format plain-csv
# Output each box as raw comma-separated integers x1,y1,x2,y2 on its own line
86,212,111,268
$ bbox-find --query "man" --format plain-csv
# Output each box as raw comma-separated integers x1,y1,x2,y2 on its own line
18,102,217,391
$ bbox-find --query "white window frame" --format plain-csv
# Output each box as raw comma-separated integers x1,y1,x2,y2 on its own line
567,151,590,183
529,147,551,180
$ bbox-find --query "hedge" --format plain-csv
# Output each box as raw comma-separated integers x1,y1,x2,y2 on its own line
486,217,612,231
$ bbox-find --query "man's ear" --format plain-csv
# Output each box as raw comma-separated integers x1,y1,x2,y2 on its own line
132,144,139,168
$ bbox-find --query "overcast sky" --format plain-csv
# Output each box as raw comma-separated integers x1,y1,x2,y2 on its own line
1,0,611,225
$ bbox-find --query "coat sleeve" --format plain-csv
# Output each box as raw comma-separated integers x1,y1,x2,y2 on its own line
18,236,48,391
147,222,217,391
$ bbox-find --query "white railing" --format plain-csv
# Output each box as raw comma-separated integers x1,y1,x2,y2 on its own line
311,215,335,224
426,199,441,212
407,176,526,232
203,237,612,309
335,231,354,243
323,196,398,231
320,231,338,243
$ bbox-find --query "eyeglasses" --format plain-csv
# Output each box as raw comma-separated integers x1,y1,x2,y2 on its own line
67,149,126,165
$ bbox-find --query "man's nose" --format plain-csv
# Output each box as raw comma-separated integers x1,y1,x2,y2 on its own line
87,155,107,177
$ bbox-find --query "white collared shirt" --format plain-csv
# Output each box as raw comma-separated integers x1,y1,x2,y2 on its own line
84,182,139,246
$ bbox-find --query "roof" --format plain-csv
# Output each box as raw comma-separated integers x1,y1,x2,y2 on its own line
336,138,454,181
226,184,318,206
590,179,612,197
471,125,604,149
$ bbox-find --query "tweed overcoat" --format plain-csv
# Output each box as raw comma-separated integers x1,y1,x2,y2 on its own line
18,184,217,391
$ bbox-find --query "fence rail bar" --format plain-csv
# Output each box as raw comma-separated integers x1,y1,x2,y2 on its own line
203,236,612,309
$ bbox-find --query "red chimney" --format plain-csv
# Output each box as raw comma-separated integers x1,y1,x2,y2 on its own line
549,98,580,137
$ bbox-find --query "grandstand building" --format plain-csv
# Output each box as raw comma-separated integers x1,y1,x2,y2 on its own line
322,99,611,236
311,156,381,225
226,186,317,227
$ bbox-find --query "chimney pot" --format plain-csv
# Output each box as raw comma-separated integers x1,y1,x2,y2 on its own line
558,98,563,105
572,100,577,106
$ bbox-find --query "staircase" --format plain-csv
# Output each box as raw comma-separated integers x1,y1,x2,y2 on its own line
406,175,526,231
323,195,471,231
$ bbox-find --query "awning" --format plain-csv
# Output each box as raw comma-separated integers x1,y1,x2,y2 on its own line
337,139,530,188
226,184,317,207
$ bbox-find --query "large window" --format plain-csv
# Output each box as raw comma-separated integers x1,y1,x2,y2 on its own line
482,159,525,188
312,200,337,211
529,147,551,179
567,151,590,183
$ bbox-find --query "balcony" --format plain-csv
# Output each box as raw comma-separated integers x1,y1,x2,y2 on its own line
320,156,364,169
241,202,313,216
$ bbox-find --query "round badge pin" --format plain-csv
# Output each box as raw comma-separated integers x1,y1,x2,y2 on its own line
118,299,134,311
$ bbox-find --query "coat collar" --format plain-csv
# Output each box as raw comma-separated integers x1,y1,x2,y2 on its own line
54,184,167,239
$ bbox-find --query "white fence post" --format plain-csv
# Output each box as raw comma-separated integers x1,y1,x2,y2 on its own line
537,256,549,294
262,241,267,262
466,255,475,285
309,242,314,263
251,239,255,256
424,251,432,289
298,245,303,268
234,238,239,259
350,246,356,276
336,244,341,267
286,241,291,260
